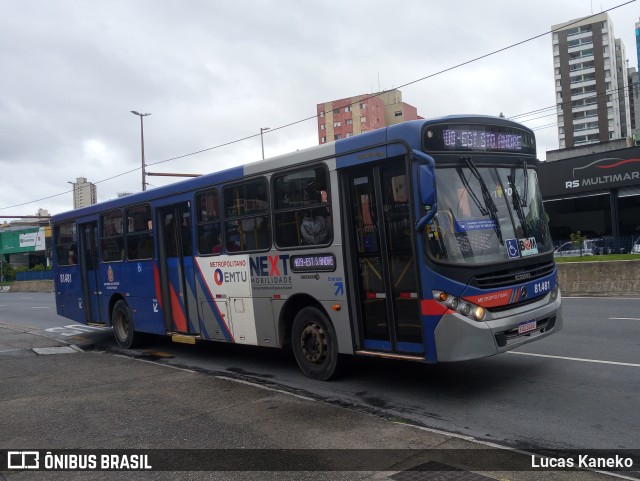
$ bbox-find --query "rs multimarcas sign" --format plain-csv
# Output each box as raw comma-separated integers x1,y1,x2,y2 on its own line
538,145,640,197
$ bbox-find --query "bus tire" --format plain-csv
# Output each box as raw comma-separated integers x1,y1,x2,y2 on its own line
291,306,343,381
112,300,139,349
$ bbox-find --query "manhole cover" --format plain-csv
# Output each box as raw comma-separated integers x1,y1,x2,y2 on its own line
390,461,496,481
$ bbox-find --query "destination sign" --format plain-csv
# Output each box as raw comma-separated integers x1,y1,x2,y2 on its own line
290,253,336,273
423,124,536,155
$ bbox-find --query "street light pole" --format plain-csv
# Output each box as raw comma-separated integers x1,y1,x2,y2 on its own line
131,111,151,191
67,181,76,209
260,127,270,160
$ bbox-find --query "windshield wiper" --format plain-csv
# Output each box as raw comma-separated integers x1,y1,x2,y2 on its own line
456,167,488,216
460,156,503,243
521,159,528,207
461,157,498,215
508,167,527,235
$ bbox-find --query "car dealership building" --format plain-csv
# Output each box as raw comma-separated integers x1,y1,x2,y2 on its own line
538,138,640,249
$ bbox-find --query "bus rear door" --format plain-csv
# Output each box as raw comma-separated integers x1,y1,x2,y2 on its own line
79,221,102,324
157,202,200,336
344,157,424,356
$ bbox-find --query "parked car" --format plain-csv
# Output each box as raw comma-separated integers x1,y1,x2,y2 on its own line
632,237,640,254
554,240,598,257
589,237,607,255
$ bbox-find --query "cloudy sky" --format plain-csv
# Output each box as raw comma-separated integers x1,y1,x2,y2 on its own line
1,0,638,219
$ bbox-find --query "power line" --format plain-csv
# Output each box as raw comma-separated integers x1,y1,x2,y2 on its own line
1,0,636,212
511,80,639,125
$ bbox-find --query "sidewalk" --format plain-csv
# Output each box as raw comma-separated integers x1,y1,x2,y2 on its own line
0,325,628,481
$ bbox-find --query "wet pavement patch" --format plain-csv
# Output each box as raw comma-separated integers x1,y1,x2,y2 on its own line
134,350,175,361
32,346,79,355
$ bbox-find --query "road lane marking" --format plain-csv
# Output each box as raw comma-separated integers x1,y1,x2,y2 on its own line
32,307,50,309
609,317,640,321
216,375,316,401
508,351,640,367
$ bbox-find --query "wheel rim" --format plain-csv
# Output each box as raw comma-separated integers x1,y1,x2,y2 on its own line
114,309,129,342
299,321,327,364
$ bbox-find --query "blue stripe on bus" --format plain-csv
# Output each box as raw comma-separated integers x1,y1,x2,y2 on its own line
396,342,425,354
363,339,392,351
51,165,246,222
335,129,388,169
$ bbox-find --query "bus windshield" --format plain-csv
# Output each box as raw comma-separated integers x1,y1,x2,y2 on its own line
427,161,553,264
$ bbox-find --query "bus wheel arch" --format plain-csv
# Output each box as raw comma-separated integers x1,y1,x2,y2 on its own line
283,297,344,380
111,298,140,349
279,294,324,346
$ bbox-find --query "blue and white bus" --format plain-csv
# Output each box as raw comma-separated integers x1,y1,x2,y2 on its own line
52,116,562,380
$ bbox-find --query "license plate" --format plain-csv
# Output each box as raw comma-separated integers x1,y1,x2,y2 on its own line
518,320,537,334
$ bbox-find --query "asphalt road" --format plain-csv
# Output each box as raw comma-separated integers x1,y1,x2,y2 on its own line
1,292,639,455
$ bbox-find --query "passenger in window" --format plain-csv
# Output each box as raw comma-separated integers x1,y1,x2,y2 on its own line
68,245,77,265
212,233,223,254
226,234,241,252
303,180,318,205
301,208,330,245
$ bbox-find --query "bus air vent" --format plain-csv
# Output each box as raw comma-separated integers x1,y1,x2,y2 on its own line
471,261,554,289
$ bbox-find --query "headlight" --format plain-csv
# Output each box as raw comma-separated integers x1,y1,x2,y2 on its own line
550,285,559,301
473,306,486,321
433,291,487,322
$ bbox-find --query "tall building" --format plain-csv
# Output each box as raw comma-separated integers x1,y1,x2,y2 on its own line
632,18,640,138
71,176,97,209
552,13,630,148
316,89,421,144
629,67,639,135
636,17,640,66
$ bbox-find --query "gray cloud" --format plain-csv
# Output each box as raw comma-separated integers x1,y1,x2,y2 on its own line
0,0,637,216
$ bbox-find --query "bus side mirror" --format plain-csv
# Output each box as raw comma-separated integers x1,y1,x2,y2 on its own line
416,164,437,230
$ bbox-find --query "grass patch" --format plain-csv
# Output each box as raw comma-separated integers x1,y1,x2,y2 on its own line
555,254,640,263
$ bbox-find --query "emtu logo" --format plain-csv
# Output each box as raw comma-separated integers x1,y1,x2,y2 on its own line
7,451,40,469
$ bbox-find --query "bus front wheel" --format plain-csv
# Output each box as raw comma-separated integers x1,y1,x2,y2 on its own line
112,300,139,349
291,307,343,381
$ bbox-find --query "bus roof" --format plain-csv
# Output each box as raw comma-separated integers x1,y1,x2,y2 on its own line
51,115,530,223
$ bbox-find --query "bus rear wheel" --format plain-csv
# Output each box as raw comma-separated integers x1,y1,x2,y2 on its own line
291,307,343,381
112,300,139,349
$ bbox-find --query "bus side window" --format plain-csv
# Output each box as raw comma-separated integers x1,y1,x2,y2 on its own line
196,189,221,255
124,205,154,261
273,166,331,249
101,210,125,262
223,179,270,253
55,222,77,267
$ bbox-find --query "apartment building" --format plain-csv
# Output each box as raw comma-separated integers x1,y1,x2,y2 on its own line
71,176,97,209
552,13,630,148
316,89,421,144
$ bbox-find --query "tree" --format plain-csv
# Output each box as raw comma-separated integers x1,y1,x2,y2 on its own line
0,259,15,283
570,230,587,257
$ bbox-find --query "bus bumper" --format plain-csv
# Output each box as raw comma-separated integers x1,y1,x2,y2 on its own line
433,290,563,362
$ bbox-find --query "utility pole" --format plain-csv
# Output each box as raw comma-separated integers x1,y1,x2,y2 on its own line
131,111,151,191
260,127,270,160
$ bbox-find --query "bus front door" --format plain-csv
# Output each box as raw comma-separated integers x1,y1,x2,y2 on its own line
345,158,424,355
79,221,102,324
158,202,199,335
